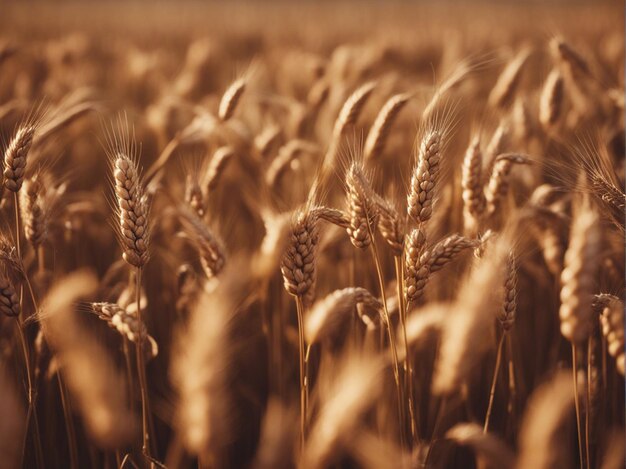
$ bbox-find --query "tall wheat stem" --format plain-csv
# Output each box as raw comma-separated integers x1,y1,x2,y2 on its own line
122,339,135,415
395,255,418,443
424,397,448,466
367,223,404,447
16,317,44,469
134,268,152,461
483,333,505,433
14,192,21,260
37,245,44,276
506,335,517,429
295,296,307,449
58,373,79,469
13,192,44,468
585,339,591,469
572,344,585,469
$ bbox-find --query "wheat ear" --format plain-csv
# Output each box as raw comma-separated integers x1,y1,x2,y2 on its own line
3,125,35,193
345,163,378,249
595,294,624,376
363,92,411,161
539,69,564,130
407,130,442,225
88,302,159,359
462,136,486,235
484,153,531,215
204,145,234,197
322,82,376,176
179,206,227,279
305,287,381,345
405,233,477,304
218,78,246,121
488,48,531,109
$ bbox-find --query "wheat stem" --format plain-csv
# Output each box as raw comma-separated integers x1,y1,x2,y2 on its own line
58,373,79,469
395,255,418,443
37,245,44,276
134,268,152,462
506,335,517,428
295,296,307,450
585,338,591,469
13,192,21,260
16,317,43,469
123,338,135,416
424,397,448,466
572,344,584,469
483,333,505,433
13,192,44,468
367,224,404,447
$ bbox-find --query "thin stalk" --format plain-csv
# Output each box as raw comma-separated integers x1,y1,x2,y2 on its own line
261,281,273,394
58,373,79,469
506,334,517,430
272,278,285,398
395,255,418,443
134,268,152,462
37,245,45,276
305,343,312,438
585,339,591,469
424,397,448,467
13,192,42,468
122,339,135,416
295,296,307,450
484,333,506,433
15,317,44,469
572,344,584,469
367,224,404,447
14,192,21,259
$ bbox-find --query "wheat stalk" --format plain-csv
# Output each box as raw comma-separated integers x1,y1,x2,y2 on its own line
484,251,517,433
41,271,137,449
559,200,601,469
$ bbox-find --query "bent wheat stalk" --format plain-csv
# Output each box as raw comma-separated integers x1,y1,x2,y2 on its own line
109,127,153,461
484,252,516,433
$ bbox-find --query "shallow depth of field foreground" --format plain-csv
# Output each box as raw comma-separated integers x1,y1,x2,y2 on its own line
0,1,624,468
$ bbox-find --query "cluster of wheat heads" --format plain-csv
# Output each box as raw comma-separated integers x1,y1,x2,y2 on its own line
0,5,624,469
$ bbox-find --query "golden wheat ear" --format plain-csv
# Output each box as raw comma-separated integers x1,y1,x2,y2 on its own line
407,129,442,225
218,78,247,121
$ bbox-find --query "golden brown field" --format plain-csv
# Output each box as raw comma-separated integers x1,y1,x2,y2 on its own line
0,2,624,468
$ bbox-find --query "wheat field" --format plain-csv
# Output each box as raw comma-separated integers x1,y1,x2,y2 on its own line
0,1,624,468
